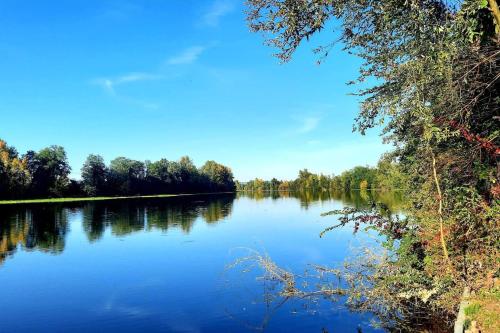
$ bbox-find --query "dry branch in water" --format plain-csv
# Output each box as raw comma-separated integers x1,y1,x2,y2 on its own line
226,248,346,300
227,245,454,332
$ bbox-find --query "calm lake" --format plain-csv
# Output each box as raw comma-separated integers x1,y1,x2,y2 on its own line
0,191,402,332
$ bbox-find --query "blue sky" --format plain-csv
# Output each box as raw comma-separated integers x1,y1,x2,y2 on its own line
0,0,389,181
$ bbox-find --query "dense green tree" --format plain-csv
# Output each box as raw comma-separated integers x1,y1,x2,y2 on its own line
239,165,385,192
349,166,376,190
81,154,108,196
25,145,71,197
108,157,146,195
145,158,173,193
147,158,172,183
329,175,342,191
270,178,280,191
178,156,199,189
0,140,30,199
200,160,235,191
0,140,237,199
374,154,407,191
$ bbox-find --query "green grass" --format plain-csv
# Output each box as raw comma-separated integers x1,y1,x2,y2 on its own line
0,192,234,205
465,303,481,316
465,288,500,333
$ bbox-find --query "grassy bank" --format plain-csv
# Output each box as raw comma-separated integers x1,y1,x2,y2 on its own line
463,287,500,333
0,192,235,205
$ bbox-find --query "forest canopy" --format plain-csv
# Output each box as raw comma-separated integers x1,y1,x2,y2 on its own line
0,139,236,200
237,156,405,192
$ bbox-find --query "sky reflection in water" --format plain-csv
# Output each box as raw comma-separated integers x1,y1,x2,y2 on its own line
0,191,402,332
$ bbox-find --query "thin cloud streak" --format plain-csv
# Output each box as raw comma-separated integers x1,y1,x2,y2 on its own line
91,43,213,109
166,46,206,65
92,72,162,95
91,72,162,109
115,72,162,84
202,0,234,27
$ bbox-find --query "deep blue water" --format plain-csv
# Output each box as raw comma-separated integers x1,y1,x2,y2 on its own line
0,192,394,332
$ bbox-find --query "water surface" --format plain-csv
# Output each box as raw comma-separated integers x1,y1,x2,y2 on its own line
0,191,401,332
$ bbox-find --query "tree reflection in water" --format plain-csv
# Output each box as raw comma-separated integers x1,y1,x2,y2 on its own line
232,191,452,332
0,194,236,266
238,189,404,212
0,205,70,265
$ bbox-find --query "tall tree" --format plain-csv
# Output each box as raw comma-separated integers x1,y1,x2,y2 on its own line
109,157,145,195
0,139,30,199
178,156,198,190
81,154,107,196
26,145,71,197
200,160,236,191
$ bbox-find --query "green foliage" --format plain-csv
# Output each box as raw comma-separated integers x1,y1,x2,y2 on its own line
246,0,500,326
108,157,146,195
147,159,172,183
0,140,30,198
0,139,236,200
464,318,472,330
200,160,235,191
81,154,107,196
465,303,482,316
239,158,406,193
375,154,407,191
26,145,71,197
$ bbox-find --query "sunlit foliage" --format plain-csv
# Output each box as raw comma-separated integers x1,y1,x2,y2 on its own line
245,0,500,328
0,139,236,199
238,160,405,192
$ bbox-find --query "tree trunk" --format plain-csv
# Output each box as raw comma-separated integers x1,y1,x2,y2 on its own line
431,152,452,271
488,0,500,35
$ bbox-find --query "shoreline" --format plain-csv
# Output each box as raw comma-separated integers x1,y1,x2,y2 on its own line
0,192,235,205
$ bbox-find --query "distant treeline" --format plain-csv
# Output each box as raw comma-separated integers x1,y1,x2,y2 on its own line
237,156,405,192
0,139,235,200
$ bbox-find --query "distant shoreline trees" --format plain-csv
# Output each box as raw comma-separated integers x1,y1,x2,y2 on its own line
237,155,406,193
0,139,235,200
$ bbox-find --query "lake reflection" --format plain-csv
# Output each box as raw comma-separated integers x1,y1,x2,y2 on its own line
0,195,235,264
0,192,395,332
239,189,404,211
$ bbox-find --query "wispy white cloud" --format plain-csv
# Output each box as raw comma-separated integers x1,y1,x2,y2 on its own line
99,294,152,318
297,116,320,134
114,72,162,84
91,72,162,109
90,42,217,109
91,73,158,94
202,0,234,27
166,46,207,65
92,72,162,95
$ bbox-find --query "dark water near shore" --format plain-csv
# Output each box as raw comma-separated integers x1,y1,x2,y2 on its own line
0,191,402,332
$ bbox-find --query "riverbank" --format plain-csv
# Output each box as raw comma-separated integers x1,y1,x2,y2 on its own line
0,192,235,205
